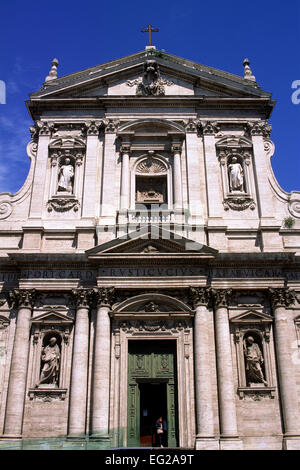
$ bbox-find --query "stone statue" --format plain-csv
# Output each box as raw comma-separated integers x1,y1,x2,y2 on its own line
228,156,244,192
57,158,74,193
39,337,60,386
136,60,165,96
244,336,267,386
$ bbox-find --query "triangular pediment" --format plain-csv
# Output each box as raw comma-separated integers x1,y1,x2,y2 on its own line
86,225,218,256
31,310,73,325
231,310,273,324
30,51,271,100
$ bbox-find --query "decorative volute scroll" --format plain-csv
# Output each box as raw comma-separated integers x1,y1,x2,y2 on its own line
288,193,300,219
0,202,13,220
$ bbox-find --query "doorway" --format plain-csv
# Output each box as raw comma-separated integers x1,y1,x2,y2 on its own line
127,340,178,447
139,382,167,447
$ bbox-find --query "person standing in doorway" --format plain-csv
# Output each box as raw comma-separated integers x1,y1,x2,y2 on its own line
155,416,166,447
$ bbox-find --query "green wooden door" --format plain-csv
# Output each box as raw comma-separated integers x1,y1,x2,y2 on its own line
127,341,177,447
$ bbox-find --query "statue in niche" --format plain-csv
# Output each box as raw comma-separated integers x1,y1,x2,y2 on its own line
57,157,74,193
243,336,267,386
39,337,60,387
136,60,165,96
228,156,244,192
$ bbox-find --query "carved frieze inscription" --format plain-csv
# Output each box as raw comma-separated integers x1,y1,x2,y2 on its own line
98,267,205,277
1,268,299,282
20,269,97,280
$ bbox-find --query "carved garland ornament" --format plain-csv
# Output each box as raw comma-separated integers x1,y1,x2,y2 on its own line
117,319,190,334
47,197,80,212
223,196,256,211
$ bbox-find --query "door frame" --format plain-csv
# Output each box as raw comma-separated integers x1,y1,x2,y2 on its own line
109,313,196,448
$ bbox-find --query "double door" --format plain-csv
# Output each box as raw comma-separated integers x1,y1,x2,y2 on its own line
127,340,178,447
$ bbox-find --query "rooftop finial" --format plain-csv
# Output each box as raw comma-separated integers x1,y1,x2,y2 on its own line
45,58,59,82
243,58,256,82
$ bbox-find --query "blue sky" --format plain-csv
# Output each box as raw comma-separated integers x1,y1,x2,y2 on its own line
0,0,299,194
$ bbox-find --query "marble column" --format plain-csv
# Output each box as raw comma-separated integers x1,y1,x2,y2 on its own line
91,287,115,442
4,289,36,437
213,289,243,450
120,142,131,211
172,141,183,211
190,287,219,450
269,288,300,449
68,288,94,437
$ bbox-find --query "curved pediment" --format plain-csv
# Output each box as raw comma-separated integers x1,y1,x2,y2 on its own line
114,293,193,313
117,119,185,136
216,135,253,149
49,137,86,149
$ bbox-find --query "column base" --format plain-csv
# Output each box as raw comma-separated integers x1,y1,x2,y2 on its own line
219,437,243,450
87,435,110,450
195,436,219,450
283,435,300,450
0,436,22,450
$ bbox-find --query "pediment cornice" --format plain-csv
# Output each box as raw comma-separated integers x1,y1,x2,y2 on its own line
31,310,73,325
86,225,218,258
231,310,273,324
29,51,272,101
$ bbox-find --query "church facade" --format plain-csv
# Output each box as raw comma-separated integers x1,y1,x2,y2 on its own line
0,47,300,450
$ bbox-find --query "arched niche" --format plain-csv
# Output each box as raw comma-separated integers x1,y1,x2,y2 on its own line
130,153,173,210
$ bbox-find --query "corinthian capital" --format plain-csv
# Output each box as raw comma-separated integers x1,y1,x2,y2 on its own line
189,286,211,308
8,289,36,309
36,120,55,136
84,120,105,136
71,288,95,309
103,119,120,134
201,120,220,136
269,288,296,309
247,121,272,138
212,289,232,308
95,287,116,307
183,118,200,133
